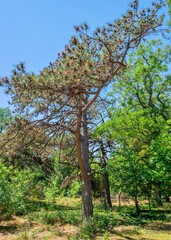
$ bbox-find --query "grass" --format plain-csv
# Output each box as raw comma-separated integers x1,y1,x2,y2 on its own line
0,198,170,239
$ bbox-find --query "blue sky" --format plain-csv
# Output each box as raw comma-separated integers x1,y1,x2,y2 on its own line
0,0,167,108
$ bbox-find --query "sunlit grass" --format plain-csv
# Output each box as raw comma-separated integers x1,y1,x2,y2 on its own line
0,197,171,239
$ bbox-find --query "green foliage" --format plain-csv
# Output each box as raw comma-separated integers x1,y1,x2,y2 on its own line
44,175,62,203
28,206,81,225
44,176,81,202
0,162,11,217
0,161,43,218
70,181,82,197
166,0,171,25
96,40,171,211
0,107,12,134
79,214,116,239
112,40,171,114
44,155,80,202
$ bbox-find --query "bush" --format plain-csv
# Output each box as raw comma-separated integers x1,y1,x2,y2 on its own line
0,163,11,217
44,175,81,202
80,214,116,239
0,162,41,218
44,175,61,203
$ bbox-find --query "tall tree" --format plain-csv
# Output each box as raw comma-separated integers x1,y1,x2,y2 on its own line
99,40,171,212
0,1,164,221
111,39,171,118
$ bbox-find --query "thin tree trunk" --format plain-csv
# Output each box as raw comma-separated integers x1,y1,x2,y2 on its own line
155,186,163,206
103,172,112,209
166,195,171,203
146,183,152,211
82,112,93,220
147,194,151,211
135,196,140,217
118,192,122,207
99,141,112,209
135,183,140,217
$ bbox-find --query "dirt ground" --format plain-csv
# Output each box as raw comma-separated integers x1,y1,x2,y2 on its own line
0,216,78,240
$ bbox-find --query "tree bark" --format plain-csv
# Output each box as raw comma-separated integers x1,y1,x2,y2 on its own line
99,141,112,209
76,101,93,221
155,186,163,206
134,183,140,217
118,192,122,207
103,172,112,209
147,194,152,211
135,196,140,217
81,174,93,221
165,195,171,203
81,112,93,220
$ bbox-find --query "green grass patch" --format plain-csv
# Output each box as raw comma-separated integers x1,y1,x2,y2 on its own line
1,198,171,240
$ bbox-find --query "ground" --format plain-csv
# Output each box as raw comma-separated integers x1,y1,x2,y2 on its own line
0,198,171,240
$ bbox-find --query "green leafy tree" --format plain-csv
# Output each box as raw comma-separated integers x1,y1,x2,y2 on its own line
99,40,171,213
105,109,170,212
112,39,171,118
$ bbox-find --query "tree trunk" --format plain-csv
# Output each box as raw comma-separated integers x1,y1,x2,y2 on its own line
99,141,112,209
134,184,140,217
155,186,163,206
118,192,122,207
103,172,112,209
165,195,171,203
135,197,140,217
76,104,93,221
81,174,93,221
81,112,93,220
147,194,152,211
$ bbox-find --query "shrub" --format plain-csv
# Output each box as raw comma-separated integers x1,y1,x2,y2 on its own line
0,161,41,218
80,214,116,239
